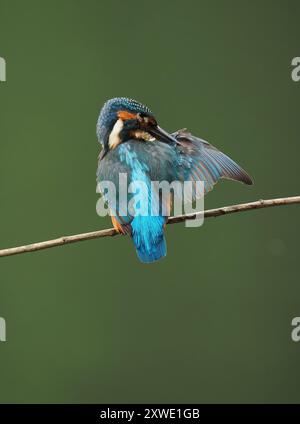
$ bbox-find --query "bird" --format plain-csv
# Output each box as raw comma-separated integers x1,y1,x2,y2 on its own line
96,97,253,263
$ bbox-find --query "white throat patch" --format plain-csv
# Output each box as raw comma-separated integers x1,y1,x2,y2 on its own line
109,118,124,149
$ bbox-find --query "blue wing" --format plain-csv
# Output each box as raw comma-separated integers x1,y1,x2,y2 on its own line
173,129,253,197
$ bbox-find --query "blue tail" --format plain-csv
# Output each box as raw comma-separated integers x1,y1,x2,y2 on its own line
135,235,167,263
131,216,167,263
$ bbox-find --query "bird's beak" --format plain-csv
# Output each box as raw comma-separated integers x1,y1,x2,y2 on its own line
148,125,178,145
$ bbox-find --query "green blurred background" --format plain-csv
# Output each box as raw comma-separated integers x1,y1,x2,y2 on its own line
0,0,299,403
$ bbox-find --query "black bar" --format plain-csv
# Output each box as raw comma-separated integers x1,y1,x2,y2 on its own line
0,404,299,423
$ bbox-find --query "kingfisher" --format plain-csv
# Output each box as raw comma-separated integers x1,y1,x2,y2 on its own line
96,97,253,263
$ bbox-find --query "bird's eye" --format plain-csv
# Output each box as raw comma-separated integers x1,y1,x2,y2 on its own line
136,112,145,122
137,112,152,125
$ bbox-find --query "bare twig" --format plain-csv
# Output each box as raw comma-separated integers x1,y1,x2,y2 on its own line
0,196,299,258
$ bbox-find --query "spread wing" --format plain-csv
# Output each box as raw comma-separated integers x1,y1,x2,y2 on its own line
97,132,253,225
173,129,253,197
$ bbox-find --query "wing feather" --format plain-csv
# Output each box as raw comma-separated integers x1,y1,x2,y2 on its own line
173,129,253,196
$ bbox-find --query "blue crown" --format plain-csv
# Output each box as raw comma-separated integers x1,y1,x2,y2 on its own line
97,97,154,147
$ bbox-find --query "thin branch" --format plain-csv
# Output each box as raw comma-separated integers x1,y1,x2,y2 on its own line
0,196,299,258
